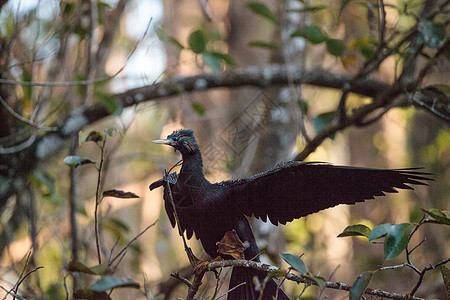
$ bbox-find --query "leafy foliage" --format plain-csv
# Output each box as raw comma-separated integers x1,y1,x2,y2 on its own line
337,224,371,238
63,156,96,168
280,253,307,274
246,2,278,25
383,223,413,261
349,271,374,300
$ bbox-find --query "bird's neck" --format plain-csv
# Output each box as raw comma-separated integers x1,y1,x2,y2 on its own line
180,150,205,179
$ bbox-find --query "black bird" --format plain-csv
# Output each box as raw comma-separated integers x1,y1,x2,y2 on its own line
150,129,431,299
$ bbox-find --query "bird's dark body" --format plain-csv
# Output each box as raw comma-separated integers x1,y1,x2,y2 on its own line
150,129,432,300
159,153,260,260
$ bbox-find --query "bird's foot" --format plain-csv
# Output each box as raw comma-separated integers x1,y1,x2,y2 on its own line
216,230,250,260
193,256,222,275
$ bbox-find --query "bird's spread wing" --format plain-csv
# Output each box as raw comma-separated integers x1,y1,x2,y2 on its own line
216,162,432,225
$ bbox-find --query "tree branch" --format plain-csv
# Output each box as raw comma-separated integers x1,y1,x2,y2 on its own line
114,65,389,107
200,259,427,300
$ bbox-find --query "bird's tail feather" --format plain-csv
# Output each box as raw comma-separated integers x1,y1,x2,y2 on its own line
228,266,289,300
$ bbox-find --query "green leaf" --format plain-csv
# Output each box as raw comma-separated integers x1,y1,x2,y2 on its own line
349,271,374,300
312,111,337,138
291,25,327,44
310,275,326,288
63,156,96,168
154,27,166,42
419,22,445,48
299,273,326,288
154,27,185,49
21,68,32,103
102,189,140,199
202,53,221,73
208,51,237,67
268,269,287,278
68,261,97,275
421,208,450,225
191,102,206,116
78,131,88,145
188,30,206,54
89,276,140,292
68,261,109,276
409,206,423,223
98,92,120,114
248,41,278,50
337,224,371,238
103,127,123,137
280,253,307,274
89,264,109,276
74,73,86,98
360,47,375,60
326,38,345,56
246,2,277,25
30,170,56,197
440,265,450,298
169,37,185,49
297,98,308,115
425,84,450,97
368,223,393,242
87,131,104,143
288,5,327,13
384,223,413,260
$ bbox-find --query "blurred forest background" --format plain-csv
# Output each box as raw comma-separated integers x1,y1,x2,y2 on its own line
0,0,449,299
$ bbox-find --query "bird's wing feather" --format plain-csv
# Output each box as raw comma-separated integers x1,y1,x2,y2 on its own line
216,162,432,225
149,174,179,229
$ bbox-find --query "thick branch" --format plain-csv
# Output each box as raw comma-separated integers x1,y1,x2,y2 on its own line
203,260,426,300
114,64,388,107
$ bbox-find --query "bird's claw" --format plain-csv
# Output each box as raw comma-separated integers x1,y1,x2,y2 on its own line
193,260,209,275
163,170,178,184
193,256,222,275
216,230,249,260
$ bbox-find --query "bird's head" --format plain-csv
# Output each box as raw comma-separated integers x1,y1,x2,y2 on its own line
152,129,199,155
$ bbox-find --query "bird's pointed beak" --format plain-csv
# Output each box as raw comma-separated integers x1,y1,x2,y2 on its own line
152,139,172,145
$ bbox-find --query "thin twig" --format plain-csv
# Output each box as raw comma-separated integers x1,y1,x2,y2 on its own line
0,286,26,300
215,282,247,300
68,133,80,292
0,130,38,155
13,266,44,299
409,256,450,296
211,267,224,300
170,272,193,287
12,252,32,298
63,274,69,300
94,139,107,264
376,0,387,56
295,283,309,300
0,18,153,87
109,220,158,266
0,95,57,131
186,270,206,300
